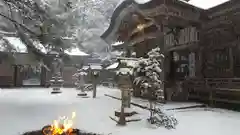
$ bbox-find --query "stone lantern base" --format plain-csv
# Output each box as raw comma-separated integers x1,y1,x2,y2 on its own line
77,91,88,97
114,108,138,117
51,87,62,94
110,108,140,126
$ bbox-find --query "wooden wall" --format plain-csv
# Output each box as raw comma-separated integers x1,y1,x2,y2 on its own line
0,63,14,87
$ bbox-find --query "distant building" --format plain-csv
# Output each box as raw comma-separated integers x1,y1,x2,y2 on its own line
0,37,90,87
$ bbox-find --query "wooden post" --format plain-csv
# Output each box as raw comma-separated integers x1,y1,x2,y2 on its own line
117,106,126,126
122,88,131,108
93,78,97,98
92,70,99,98
229,47,234,77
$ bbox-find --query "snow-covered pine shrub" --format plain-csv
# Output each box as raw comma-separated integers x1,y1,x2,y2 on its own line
133,47,164,100
147,108,178,129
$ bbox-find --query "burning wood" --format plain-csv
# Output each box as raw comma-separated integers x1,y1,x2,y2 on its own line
22,126,100,135
22,112,109,135
43,112,76,135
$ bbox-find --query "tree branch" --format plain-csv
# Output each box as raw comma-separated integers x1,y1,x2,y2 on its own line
0,12,38,36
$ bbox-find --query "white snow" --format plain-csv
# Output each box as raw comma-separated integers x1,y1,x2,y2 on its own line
89,64,103,70
106,62,119,70
64,47,89,56
48,50,59,55
82,66,90,70
82,64,102,70
179,0,230,9
111,51,124,56
134,0,152,4
32,41,47,54
91,65,102,70
0,87,240,135
116,68,133,75
111,41,124,46
120,59,138,68
0,39,7,52
117,0,152,5
3,37,28,53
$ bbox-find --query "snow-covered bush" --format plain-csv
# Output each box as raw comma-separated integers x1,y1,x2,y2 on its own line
147,108,178,129
133,47,164,100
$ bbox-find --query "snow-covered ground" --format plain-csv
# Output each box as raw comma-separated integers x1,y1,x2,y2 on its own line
0,86,240,135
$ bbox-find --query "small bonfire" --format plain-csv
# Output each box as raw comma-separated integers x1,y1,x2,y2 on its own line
22,112,102,135
42,112,76,135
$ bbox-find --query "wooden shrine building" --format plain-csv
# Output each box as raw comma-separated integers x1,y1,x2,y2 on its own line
101,0,240,106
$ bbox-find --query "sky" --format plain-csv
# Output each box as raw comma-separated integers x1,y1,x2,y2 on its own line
182,0,230,9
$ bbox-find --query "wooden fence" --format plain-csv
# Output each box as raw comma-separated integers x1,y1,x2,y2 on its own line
183,78,240,105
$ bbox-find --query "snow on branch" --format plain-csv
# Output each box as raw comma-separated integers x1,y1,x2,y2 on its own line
1,0,119,56
133,47,164,95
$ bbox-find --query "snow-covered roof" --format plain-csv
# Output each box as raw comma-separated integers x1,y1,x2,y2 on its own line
116,0,152,7
48,50,59,55
179,0,230,9
64,47,89,56
111,51,124,56
82,66,89,70
32,41,47,54
120,59,138,68
106,62,119,70
90,64,102,70
134,0,152,4
82,64,102,70
3,37,28,53
111,41,124,46
116,68,133,75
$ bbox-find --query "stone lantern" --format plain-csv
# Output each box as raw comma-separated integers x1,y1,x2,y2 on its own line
111,58,140,126
88,65,101,98
117,71,132,108
50,54,64,94
74,69,88,97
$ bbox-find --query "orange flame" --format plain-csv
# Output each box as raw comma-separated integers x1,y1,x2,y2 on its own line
43,112,76,135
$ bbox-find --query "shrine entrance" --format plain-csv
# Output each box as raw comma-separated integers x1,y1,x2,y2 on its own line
22,65,42,86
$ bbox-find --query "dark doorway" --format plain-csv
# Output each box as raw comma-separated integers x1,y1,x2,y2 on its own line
13,65,18,87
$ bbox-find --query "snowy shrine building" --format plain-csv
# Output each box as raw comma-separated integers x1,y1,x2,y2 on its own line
0,38,90,88
101,0,240,105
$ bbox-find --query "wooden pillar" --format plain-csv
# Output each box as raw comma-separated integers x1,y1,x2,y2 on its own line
197,48,204,78
92,78,97,98
15,65,23,87
229,47,234,77
40,66,47,87
163,51,173,101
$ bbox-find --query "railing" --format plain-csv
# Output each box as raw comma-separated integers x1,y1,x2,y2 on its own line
206,78,240,90
182,78,240,105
